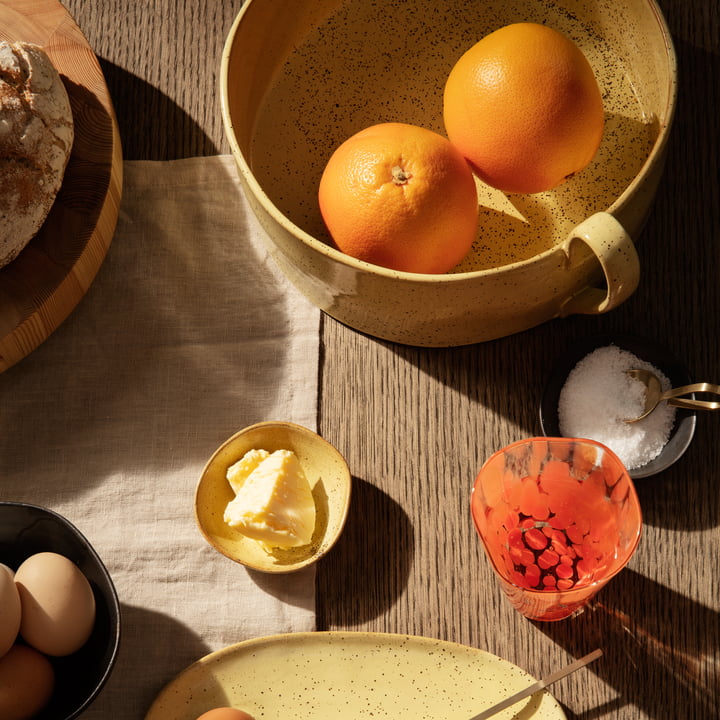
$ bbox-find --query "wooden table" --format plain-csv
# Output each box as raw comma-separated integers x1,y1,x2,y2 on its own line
64,1,720,717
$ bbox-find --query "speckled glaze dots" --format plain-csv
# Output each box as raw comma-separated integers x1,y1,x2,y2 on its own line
251,0,656,270
145,632,567,718
222,0,677,345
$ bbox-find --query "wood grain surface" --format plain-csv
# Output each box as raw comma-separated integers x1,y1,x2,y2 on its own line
62,1,720,718
0,0,122,372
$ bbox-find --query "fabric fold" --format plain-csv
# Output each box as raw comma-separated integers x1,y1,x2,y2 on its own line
0,156,321,719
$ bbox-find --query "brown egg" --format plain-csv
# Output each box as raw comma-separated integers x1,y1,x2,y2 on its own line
0,643,55,720
14,552,96,656
0,565,21,658
196,709,256,720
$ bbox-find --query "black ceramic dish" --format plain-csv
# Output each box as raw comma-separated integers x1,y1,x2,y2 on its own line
539,334,697,479
0,502,121,720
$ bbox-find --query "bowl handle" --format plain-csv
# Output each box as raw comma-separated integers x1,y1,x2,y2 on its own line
558,211,640,316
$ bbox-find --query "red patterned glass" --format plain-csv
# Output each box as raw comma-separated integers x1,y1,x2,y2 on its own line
471,437,642,621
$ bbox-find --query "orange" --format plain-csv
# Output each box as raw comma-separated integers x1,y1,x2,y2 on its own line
443,23,604,194
318,122,478,274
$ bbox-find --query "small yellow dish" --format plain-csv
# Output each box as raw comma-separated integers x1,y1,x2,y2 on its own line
195,421,351,573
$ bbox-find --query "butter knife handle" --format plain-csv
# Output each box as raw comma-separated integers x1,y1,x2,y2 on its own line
468,649,603,720
541,648,603,686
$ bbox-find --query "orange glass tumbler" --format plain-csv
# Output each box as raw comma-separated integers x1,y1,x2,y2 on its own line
471,437,642,621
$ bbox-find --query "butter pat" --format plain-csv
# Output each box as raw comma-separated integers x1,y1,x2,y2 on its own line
226,448,270,494
224,449,316,548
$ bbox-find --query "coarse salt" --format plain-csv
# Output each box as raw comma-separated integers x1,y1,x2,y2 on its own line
558,345,676,470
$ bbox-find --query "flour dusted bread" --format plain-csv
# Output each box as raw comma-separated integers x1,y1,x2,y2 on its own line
0,41,74,268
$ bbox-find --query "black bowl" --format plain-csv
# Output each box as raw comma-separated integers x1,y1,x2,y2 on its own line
0,502,121,720
540,334,697,479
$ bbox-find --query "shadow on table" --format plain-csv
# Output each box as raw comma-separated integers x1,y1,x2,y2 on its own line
83,603,214,720
381,317,719,535
537,568,719,719
246,565,316,616
97,59,221,160
316,475,413,627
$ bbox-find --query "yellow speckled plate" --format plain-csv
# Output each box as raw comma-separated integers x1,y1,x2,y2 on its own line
145,632,567,719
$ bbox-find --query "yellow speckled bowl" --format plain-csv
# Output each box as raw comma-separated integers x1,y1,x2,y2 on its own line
195,422,351,573
221,0,676,347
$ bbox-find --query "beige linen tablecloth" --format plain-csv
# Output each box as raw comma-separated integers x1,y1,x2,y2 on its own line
0,156,321,718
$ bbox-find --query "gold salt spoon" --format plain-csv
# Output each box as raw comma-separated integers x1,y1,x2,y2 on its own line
624,368,720,423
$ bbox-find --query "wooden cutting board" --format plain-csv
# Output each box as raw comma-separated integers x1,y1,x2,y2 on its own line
0,0,122,373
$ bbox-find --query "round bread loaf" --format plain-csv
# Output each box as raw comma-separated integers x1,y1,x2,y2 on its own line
0,40,74,268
